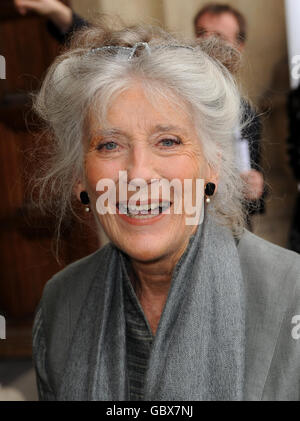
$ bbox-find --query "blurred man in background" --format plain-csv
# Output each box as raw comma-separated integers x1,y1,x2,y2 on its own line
194,4,265,218
194,3,247,49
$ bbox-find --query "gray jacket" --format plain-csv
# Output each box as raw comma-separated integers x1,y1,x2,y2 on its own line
32,229,300,401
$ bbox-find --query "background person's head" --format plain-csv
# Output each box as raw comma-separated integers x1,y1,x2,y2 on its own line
194,3,247,51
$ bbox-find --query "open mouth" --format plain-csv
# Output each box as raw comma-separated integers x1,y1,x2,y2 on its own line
116,201,172,219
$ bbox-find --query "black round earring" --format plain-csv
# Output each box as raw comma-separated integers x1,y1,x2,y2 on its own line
80,191,90,212
205,182,216,204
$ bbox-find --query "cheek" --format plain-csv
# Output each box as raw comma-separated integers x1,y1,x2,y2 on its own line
167,152,205,181
84,155,123,189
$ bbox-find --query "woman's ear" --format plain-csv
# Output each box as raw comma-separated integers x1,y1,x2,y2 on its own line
74,180,86,202
206,164,220,194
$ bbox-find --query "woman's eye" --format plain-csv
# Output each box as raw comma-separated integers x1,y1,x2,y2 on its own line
159,138,182,147
96,141,118,151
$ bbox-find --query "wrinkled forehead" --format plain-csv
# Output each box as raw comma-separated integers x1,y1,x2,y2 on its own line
84,81,197,141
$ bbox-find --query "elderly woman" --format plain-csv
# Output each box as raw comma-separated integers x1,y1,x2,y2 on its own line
32,23,300,401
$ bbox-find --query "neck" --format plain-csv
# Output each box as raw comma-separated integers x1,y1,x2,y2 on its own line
127,226,199,335
130,255,175,299
129,236,190,304
129,249,184,336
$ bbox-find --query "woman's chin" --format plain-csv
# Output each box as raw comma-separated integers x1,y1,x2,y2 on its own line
124,245,166,263
99,215,187,263
117,236,173,263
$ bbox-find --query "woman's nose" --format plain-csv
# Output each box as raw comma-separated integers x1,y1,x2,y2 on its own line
126,144,159,183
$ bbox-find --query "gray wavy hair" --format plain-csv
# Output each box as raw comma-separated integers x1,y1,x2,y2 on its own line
32,20,247,242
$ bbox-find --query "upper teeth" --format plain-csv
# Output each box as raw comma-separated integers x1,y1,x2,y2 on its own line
119,201,170,214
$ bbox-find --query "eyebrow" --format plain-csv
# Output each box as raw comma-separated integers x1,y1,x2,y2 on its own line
90,128,125,139
88,128,125,145
90,124,189,141
196,26,206,33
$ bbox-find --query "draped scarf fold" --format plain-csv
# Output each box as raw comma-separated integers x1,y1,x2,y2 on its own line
58,213,245,401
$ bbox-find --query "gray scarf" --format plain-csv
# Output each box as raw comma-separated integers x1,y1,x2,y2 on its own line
58,212,245,400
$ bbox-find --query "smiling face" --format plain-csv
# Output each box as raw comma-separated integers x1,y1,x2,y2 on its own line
76,83,217,264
